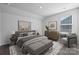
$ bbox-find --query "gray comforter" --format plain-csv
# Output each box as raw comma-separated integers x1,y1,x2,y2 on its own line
16,35,53,54
22,36,53,54
16,35,42,48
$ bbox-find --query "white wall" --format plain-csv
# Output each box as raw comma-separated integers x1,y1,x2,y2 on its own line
77,8,79,47
43,8,78,35
43,8,79,47
0,9,2,45
0,4,43,46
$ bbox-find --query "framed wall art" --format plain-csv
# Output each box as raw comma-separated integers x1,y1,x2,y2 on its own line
18,20,31,31
48,21,57,30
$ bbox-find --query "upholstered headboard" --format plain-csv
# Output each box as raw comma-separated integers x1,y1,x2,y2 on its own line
15,30,36,37
10,30,36,45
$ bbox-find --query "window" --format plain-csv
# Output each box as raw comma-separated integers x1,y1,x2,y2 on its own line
60,15,72,33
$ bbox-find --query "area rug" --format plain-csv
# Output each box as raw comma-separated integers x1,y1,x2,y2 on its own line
9,41,79,55
57,39,79,55
9,41,63,55
57,46,79,55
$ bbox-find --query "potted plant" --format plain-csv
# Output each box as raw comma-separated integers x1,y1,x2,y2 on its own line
45,26,49,36
45,25,49,31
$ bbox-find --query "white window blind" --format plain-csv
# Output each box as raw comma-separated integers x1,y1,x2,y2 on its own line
60,16,72,32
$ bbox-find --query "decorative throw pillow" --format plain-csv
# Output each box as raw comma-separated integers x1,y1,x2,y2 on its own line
23,33,28,36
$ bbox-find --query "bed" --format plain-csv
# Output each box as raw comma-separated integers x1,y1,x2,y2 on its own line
10,31,53,55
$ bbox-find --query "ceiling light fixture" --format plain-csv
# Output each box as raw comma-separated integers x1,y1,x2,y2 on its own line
40,6,43,9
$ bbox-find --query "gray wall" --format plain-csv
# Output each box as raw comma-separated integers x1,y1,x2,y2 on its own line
0,9,2,45
77,8,79,48
0,4,43,46
42,8,78,35
42,8,79,47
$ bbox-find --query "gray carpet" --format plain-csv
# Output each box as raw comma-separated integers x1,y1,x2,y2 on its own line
57,39,79,55
9,41,79,55
57,46,79,55
9,41,63,55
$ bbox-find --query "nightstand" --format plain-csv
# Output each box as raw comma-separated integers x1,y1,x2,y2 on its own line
10,34,17,45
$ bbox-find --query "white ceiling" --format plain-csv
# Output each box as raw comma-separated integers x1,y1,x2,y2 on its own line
4,3,79,17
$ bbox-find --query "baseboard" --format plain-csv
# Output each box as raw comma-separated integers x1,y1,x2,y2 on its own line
0,43,10,47
0,42,10,46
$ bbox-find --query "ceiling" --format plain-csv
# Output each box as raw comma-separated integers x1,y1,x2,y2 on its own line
3,3,79,17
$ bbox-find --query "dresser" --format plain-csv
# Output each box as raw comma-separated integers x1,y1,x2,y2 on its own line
45,31,59,41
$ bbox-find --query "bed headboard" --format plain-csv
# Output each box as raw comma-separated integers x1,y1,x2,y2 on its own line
15,30,36,37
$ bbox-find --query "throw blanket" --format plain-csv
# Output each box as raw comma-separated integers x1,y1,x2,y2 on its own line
23,36,48,46
16,35,43,48
22,36,52,54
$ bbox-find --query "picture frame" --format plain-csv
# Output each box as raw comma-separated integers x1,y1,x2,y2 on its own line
18,20,31,31
48,21,57,30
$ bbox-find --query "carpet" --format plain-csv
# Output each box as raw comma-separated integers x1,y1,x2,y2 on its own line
57,46,79,55
9,41,79,55
9,41,63,55
57,39,79,55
